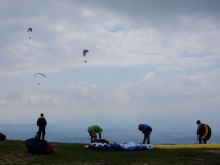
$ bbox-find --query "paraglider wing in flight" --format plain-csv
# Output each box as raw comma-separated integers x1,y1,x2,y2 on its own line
83,49,89,57
83,49,89,63
28,28,32,39
34,73,46,77
28,28,32,32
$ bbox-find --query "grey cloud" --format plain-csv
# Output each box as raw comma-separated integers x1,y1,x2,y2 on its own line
5,88,22,100
114,70,220,104
69,0,220,28
1,0,219,75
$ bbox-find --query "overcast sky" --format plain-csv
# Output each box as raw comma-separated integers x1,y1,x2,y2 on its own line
1,0,220,134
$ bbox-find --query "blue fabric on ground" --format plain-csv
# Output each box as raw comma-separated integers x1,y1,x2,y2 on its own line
88,142,154,151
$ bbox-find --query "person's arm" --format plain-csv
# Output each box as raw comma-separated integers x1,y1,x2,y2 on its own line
44,118,47,126
197,124,202,135
37,119,40,126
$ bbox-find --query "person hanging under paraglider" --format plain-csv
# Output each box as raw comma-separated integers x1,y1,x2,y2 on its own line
34,73,46,85
83,49,89,63
28,28,32,39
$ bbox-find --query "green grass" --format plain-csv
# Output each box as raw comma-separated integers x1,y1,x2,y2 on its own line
1,140,220,165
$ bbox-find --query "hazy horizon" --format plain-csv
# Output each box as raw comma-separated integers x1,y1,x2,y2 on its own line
1,123,220,144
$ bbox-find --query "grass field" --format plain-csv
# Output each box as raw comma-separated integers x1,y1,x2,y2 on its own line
1,140,220,165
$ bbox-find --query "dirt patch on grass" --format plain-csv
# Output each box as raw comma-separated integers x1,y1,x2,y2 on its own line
205,150,220,154
181,153,197,158
0,152,39,165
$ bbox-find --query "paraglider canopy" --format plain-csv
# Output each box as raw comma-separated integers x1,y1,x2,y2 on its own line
83,49,89,63
28,28,32,32
34,73,46,77
83,49,89,56
28,28,32,39
34,73,46,85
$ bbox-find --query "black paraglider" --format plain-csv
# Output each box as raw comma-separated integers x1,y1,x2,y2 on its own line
83,49,89,63
34,73,46,85
34,73,46,77
28,28,32,39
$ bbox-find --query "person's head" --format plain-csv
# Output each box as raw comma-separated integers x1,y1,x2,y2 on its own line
40,113,44,117
196,120,201,124
138,124,142,130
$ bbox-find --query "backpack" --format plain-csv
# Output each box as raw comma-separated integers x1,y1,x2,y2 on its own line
25,138,53,154
0,133,6,141
200,124,212,140
45,143,54,153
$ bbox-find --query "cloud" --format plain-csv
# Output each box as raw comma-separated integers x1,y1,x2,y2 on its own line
142,72,155,81
3,68,218,112
21,94,58,106
0,0,220,131
1,0,219,76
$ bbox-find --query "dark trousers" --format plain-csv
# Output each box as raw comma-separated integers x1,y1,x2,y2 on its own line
143,127,152,144
38,127,46,140
199,136,206,144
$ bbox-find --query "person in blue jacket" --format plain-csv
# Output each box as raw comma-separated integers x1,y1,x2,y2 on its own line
138,124,152,144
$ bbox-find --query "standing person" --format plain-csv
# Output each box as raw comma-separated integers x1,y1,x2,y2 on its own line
37,113,47,140
196,120,211,144
88,125,103,143
138,124,152,144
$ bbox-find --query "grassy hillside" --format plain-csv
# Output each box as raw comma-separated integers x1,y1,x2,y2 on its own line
0,140,220,165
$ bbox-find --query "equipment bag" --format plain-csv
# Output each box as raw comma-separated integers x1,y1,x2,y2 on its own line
0,133,6,141
45,143,54,153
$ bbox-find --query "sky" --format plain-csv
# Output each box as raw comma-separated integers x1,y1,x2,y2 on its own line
1,0,220,134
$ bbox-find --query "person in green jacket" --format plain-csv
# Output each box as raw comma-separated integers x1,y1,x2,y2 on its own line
88,125,103,143
35,132,39,139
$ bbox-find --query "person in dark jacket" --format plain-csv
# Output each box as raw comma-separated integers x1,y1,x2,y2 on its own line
196,120,211,144
37,113,47,140
138,124,152,144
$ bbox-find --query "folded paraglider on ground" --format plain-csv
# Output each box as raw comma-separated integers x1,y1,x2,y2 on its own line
24,138,54,154
84,139,154,151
